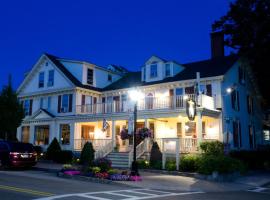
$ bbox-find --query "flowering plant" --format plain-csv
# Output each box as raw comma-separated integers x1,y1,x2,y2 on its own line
95,172,109,179
109,174,130,181
63,170,81,176
93,158,112,172
129,175,142,181
120,128,129,140
136,128,152,139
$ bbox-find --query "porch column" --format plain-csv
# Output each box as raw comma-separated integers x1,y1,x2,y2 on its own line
219,113,224,142
112,120,116,147
197,111,203,146
69,122,75,151
144,118,148,128
16,126,21,142
29,125,35,144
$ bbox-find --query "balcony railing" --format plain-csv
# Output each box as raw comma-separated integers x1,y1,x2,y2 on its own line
76,94,199,115
155,138,198,153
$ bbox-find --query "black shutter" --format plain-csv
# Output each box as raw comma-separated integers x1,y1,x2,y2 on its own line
231,92,235,110
58,95,61,113
239,122,242,147
68,94,73,112
206,84,212,96
237,91,240,111
81,95,85,105
29,99,33,115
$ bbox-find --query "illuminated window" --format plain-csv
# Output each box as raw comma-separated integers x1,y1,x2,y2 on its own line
60,124,70,145
185,121,196,136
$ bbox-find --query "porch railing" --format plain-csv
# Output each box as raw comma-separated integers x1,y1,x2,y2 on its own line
155,138,198,153
128,139,149,167
74,139,113,158
76,94,197,115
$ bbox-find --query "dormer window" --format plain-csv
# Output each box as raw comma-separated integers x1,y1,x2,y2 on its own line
87,68,93,85
108,74,112,82
165,63,171,77
38,72,45,88
150,64,158,78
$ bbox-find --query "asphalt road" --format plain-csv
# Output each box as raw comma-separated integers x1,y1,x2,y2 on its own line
0,169,269,200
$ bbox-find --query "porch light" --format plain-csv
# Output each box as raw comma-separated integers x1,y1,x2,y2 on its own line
226,87,232,94
128,89,144,102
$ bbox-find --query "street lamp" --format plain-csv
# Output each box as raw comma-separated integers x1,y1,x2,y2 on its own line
128,89,144,176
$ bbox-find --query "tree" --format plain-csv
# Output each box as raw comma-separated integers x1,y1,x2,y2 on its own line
0,76,24,140
80,142,95,166
46,137,61,160
212,0,270,105
150,142,162,169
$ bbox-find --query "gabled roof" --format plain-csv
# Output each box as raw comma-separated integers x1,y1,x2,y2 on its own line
102,55,239,91
45,53,102,92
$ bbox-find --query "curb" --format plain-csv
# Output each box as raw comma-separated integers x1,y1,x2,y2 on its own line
140,169,196,177
57,172,138,187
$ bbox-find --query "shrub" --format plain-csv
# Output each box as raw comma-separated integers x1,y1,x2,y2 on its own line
200,141,224,155
107,169,118,175
230,147,270,170
179,154,199,172
54,150,73,164
46,138,61,160
80,142,95,166
150,142,162,169
137,160,150,169
165,159,176,171
197,155,246,175
93,157,112,172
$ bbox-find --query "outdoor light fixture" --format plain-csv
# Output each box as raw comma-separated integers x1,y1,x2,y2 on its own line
226,87,232,94
183,95,189,100
128,89,144,102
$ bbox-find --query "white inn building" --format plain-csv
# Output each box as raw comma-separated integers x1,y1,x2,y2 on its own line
16,33,264,167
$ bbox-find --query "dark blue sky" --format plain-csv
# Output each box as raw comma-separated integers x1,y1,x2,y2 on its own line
0,0,232,89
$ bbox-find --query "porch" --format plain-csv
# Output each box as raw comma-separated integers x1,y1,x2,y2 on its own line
76,94,216,115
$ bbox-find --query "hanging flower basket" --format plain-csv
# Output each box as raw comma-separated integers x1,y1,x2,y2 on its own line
137,128,152,139
120,128,129,140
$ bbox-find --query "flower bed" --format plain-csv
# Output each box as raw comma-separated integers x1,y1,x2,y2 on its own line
58,159,142,182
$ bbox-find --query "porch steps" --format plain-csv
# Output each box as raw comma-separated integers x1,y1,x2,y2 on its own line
106,152,130,169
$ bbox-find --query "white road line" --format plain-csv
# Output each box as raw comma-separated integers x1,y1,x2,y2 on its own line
34,189,205,200
247,187,268,193
122,190,157,196
77,194,110,200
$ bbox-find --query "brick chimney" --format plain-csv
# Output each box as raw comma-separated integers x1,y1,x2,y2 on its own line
211,31,224,59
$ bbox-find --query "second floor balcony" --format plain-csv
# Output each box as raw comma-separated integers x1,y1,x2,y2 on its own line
76,94,215,115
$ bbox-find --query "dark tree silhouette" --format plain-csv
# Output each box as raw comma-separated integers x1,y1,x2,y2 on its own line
213,0,270,106
0,75,24,140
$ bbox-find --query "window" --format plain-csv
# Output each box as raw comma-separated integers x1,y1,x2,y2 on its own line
87,68,93,85
233,121,242,148
150,64,158,78
177,122,182,138
175,88,183,95
81,125,95,140
206,84,212,96
34,125,49,145
23,99,33,116
185,86,195,94
108,74,112,82
247,95,253,114
165,64,171,77
47,70,54,87
185,121,196,136
60,124,70,145
39,72,45,88
21,126,30,143
62,94,69,112
238,66,246,84
58,94,73,113
231,90,240,111
264,130,270,141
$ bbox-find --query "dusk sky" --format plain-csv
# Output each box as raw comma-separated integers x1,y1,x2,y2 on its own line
0,0,232,89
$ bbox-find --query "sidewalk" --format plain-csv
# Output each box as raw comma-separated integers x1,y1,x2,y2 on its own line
33,161,270,192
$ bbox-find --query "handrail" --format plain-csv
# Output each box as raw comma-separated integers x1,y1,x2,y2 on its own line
94,140,113,159
128,140,146,167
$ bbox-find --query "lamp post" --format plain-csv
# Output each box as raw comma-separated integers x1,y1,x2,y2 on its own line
128,89,143,176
